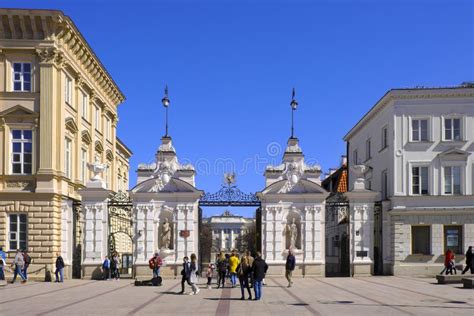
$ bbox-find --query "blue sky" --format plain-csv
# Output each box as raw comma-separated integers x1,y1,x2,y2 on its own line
5,0,473,217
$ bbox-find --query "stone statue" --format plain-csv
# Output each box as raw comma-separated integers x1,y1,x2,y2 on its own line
286,218,298,249
161,218,172,249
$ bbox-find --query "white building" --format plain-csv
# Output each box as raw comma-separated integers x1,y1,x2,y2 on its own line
202,210,255,252
344,84,474,275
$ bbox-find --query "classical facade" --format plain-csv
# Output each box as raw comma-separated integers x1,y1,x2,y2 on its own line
344,84,474,275
0,9,131,279
202,210,255,252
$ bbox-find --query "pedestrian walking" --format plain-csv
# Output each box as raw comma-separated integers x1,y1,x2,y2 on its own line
0,247,6,281
112,253,120,280
102,256,111,280
285,250,296,287
22,250,31,280
206,263,214,289
237,256,252,300
179,256,192,294
11,249,27,284
461,246,473,274
228,251,240,288
216,252,227,289
148,252,163,278
252,252,268,301
55,253,65,283
189,253,200,295
244,250,254,288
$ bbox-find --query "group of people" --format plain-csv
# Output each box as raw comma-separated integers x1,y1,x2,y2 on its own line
0,248,31,284
440,246,473,275
102,252,121,280
178,249,296,301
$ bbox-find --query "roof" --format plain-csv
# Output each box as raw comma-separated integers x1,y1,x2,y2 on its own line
322,164,348,193
116,137,133,158
343,84,474,141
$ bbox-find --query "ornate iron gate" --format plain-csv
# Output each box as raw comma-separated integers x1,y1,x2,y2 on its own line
325,193,350,277
108,191,134,277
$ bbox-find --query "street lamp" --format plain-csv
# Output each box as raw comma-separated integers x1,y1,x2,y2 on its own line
290,87,298,138
162,85,170,137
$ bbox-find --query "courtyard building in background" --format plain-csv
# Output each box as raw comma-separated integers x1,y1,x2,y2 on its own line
0,8,132,280
344,84,474,276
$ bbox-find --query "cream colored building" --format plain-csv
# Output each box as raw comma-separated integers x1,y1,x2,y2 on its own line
0,8,131,279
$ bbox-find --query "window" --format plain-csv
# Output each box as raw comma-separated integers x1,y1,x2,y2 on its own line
444,226,462,254
412,226,430,255
95,106,101,130
411,119,428,141
11,130,33,174
444,118,461,141
412,166,429,195
444,166,461,195
105,117,110,140
352,149,358,165
65,75,73,105
365,139,371,160
81,149,87,183
9,214,27,251
12,62,31,92
381,169,388,200
65,138,72,179
381,126,388,149
81,92,88,119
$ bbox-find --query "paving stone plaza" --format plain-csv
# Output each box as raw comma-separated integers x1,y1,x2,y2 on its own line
1,277,473,315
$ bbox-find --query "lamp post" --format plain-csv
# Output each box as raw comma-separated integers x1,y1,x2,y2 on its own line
290,88,298,138
161,85,170,137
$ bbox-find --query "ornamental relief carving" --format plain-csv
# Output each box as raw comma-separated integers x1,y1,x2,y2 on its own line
5,181,33,189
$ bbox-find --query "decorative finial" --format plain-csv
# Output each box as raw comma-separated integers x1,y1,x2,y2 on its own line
290,88,298,138
161,85,170,137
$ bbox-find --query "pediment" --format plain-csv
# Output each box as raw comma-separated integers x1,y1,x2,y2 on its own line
81,130,92,145
65,117,78,134
131,177,200,194
106,149,114,161
438,148,470,161
95,140,104,153
261,178,328,195
0,105,38,118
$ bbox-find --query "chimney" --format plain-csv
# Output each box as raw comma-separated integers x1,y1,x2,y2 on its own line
340,155,347,167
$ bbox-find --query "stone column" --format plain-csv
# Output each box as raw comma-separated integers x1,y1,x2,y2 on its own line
220,229,225,250
230,229,234,250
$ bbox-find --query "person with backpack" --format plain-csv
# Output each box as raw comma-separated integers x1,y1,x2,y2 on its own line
252,252,268,301
216,252,227,289
102,256,111,280
237,256,252,300
11,249,27,284
285,250,296,287
22,250,31,280
148,252,163,278
55,253,65,282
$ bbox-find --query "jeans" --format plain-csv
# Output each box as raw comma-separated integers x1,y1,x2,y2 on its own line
0,266,4,280
12,265,26,282
153,267,160,278
55,267,64,282
239,276,251,298
23,266,28,280
285,269,293,285
254,280,262,300
181,275,191,292
218,271,226,287
230,272,237,286
103,268,110,280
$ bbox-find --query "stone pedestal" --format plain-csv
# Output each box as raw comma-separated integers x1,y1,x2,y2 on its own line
346,189,378,277
78,186,111,279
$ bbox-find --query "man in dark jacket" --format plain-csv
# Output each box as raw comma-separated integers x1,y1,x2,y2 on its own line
179,256,192,294
285,250,296,287
461,246,473,274
55,253,65,283
252,252,268,300
22,250,31,280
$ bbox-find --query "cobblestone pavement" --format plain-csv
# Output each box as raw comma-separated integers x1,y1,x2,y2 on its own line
0,276,473,315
